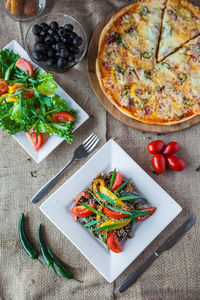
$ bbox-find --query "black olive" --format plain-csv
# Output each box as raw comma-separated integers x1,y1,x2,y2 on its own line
57,58,67,68
63,37,73,45
47,49,55,58
35,35,45,43
53,33,61,43
34,43,47,53
57,27,68,37
32,25,41,35
69,46,79,54
55,43,66,51
51,44,57,50
45,34,54,44
67,55,75,62
40,23,49,33
60,49,69,58
41,53,47,61
32,50,43,61
50,21,58,32
46,58,56,66
64,24,73,32
73,36,83,46
55,51,61,58
69,32,78,40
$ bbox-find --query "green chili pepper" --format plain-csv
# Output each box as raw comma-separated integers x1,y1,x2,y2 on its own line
4,63,15,81
142,52,153,59
178,73,187,83
140,6,149,16
114,64,125,75
144,70,152,80
38,224,59,276
161,62,171,69
48,248,82,282
18,213,43,265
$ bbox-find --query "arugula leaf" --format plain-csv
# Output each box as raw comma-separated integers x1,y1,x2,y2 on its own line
36,72,57,94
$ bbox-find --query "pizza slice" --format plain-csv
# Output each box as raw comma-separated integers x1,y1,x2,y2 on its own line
157,0,200,62
155,36,200,122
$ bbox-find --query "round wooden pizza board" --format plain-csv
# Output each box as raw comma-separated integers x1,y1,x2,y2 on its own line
87,3,200,133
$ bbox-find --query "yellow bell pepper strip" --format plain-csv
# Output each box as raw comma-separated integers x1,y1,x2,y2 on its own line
99,185,128,210
92,179,106,202
98,219,131,231
96,206,103,221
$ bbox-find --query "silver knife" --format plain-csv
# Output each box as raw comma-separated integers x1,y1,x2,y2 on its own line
118,215,196,293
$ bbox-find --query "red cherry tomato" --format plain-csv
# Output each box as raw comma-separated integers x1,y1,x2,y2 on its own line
0,79,8,95
111,171,123,191
71,203,96,218
163,141,179,156
52,112,75,122
104,207,127,219
16,58,34,77
167,156,186,172
14,85,34,98
26,129,43,151
147,140,165,154
152,154,166,174
136,207,156,222
107,232,122,253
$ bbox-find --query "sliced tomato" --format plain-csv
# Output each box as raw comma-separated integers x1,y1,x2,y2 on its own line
26,129,43,151
0,79,8,96
14,85,34,98
107,232,122,253
111,172,123,191
104,207,127,219
52,112,75,122
71,203,96,218
15,58,34,77
136,207,156,222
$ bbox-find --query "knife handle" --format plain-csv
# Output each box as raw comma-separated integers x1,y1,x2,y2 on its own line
118,252,158,292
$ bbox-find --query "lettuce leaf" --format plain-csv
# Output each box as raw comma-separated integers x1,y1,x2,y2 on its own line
36,72,57,94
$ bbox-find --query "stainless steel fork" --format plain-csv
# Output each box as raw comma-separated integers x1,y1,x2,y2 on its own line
31,133,99,203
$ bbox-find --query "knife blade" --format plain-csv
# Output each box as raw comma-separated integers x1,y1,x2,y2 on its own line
118,216,195,293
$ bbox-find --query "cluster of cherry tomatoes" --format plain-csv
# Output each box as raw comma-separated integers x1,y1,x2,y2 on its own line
147,140,186,174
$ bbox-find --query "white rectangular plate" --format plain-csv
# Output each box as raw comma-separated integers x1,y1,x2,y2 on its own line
40,139,182,282
3,40,89,163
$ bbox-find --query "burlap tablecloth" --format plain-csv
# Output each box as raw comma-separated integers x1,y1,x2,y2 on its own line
0,1,200,299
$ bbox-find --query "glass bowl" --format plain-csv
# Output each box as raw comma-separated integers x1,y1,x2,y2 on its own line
25,13,88,73
1,0,46,22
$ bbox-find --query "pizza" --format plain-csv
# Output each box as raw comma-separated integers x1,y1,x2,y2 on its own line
96,0,200,125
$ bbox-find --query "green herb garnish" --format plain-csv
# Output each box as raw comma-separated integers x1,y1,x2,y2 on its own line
79,203,106,218
92,222,124,231
97,192,121,208
82,218,105,227
105,205,133,216
114,178,132,194
109,168,116,190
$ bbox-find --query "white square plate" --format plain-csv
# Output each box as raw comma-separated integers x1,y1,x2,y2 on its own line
40,139,182,282
3,40,89,163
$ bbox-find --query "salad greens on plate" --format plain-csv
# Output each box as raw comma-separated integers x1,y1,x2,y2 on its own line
0,49,77,146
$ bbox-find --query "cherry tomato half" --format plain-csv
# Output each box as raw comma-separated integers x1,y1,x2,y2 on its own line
147,140,165,154
111,171,123,191
107,232,122,253
136,207,156,222
71,203,96,218
167,156,186,172
152,154,166,174
52,112,75,122
163,141,179,156
104,207,127,219
15,58,34,77
14,85,34,98
26,129,43,151
0,79,8,96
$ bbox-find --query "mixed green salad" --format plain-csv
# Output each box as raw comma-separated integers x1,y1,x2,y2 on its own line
0,48,77,150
